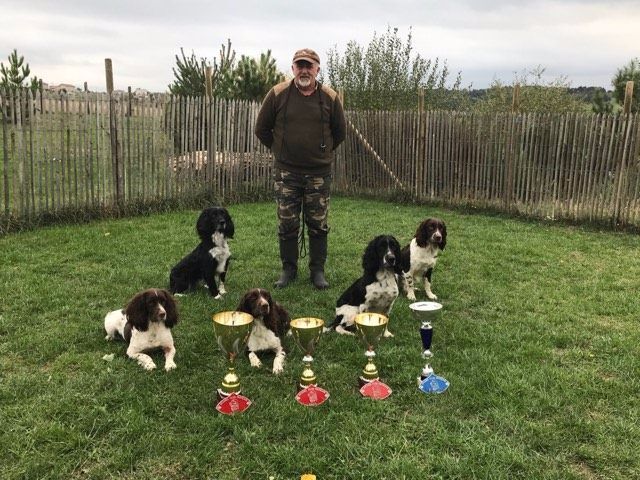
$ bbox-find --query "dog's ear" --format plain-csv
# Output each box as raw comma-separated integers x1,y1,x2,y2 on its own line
391,237,404,275
125,291,150,332
224,210,235,239
236,292,251,314
159,290,179,328
415,220,429,248
273,303,290,337
440,221,447,250
362,236,381,274
196,209,211,240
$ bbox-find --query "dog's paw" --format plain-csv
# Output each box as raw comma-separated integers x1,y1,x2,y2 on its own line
407,292,417,301
335,325,356,336
173,293,186,297
426,292,438,300
165,361,177,371
383,329,394,338
219,285,227,295
249,352,262,368
143,361,157,371
272,356,285,375
214,294,223,300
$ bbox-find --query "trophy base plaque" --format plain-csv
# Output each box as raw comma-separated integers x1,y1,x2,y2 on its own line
295,384,330,407
215,392,252,415
359,379,392,399
418,374,449,394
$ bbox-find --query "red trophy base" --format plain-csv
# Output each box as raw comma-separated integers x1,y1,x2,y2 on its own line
359,379,392,400
215,392,252,415
295,385,330,407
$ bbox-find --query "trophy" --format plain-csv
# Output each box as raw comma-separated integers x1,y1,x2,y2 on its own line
409,301,449,394
212,311,254,414
290,317,329,406
354,312,392,399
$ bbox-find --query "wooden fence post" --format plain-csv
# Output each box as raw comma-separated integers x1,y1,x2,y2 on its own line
205,67,213,98
512,83,521,113
613,81,635,225
105,58,121,203
417,88,426,198
503,84,521,210
623,81,634,115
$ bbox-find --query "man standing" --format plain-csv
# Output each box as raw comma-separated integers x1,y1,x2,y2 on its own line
255,48,346,289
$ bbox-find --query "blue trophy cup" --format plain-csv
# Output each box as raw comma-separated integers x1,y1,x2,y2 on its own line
409,301,449,394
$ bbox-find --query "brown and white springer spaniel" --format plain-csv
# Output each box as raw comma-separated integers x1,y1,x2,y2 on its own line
236,288,290,374
400,218,447,301
104,289,179,371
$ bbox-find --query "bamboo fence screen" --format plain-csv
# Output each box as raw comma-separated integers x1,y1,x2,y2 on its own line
1,88,639,232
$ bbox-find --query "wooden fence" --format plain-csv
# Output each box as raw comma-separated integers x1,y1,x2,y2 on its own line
1,89,639,232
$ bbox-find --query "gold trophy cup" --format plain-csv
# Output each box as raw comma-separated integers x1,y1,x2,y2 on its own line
212,311,254,400
354,312,389,386
290,317,325,390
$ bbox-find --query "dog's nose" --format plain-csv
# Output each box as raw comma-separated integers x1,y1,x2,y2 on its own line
433,232,442,241
159,311,166,320
385,253,396,265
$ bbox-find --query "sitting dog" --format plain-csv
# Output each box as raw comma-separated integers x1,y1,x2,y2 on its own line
236,288,290,374
327,235,403,336
169,206,234,299
400,218,447,301
104,289,179,371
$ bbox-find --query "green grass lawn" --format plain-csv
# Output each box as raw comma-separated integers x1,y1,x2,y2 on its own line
1,197,639,479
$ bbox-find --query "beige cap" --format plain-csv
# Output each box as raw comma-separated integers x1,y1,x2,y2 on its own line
292,48,320,65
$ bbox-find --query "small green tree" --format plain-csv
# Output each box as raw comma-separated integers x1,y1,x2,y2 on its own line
0,49,40,92
169,39,236,97
232,50,284,102
325,26,467,110
591,88,614,114
612,58,640,113
472,66,587,114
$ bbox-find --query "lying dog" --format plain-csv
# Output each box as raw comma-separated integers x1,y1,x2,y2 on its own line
104,289,179,371
169,206,234,299
236,288,290,374
327,235,403,336
400,218,447,301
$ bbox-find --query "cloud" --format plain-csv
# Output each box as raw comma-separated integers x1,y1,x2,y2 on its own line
1,0,638,92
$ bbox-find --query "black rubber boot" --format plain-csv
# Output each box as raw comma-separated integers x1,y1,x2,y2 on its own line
274,238,298,288
309,235,329,290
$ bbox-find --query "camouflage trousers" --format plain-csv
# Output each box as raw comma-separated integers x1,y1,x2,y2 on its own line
274,168,331,240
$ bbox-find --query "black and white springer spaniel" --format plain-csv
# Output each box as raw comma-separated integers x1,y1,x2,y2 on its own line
169,206,234,299
236,288,290,374
327,235,403,337
104,289,179,371
400,217,447,301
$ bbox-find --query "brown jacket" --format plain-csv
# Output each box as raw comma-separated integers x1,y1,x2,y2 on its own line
255,80,346,176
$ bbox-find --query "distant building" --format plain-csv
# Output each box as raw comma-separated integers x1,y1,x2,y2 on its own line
133,88,150,98
48,83,78,94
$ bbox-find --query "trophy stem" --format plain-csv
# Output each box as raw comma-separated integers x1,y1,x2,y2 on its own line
299,354,317,390
359,348,379,385
219,354,241,399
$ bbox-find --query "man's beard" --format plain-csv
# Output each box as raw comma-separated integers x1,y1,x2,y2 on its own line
296,76,313,88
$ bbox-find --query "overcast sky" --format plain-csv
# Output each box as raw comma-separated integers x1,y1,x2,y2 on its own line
1,0,638,92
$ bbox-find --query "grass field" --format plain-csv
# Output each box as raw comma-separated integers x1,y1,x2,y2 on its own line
1,197,639,479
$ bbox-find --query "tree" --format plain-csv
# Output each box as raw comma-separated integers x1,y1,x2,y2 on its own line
169,39,284,102
612,58,640,113
232,50,284,102
472,66,587,114
591,89,614,114
325,26,468,110
0,49,40,92
168,39,236,98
